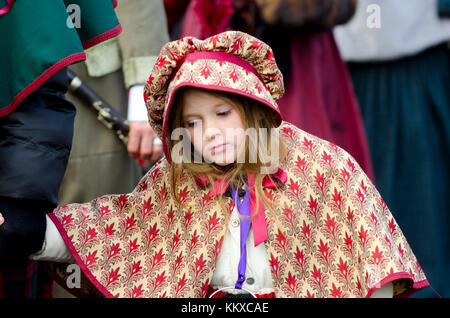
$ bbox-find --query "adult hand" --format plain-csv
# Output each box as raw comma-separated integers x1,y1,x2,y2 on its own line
127,121,163,163
0,213,4,226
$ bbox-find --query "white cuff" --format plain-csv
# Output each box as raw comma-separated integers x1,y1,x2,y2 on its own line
29,215,74,263
127,84,148,122
369,282,394,298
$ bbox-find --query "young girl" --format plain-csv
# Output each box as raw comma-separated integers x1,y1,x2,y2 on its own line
0,31,428,298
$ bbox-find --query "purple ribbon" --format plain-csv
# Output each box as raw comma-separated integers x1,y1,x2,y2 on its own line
230,184,251,290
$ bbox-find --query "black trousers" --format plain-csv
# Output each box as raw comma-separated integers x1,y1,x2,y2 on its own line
0,68,75,266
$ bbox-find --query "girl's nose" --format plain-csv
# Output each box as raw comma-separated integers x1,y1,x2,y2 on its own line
202,119,222,142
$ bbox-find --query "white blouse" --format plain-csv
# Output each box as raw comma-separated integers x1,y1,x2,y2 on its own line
31,210,393,297
210,206,274,296
127,84,148,122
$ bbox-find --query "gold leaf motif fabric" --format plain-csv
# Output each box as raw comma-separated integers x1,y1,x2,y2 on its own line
143,31,284,141
50,122,428,298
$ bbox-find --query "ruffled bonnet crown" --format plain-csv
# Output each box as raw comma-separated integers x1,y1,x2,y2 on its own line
144,31,285,158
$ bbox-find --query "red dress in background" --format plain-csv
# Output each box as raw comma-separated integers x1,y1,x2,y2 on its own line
171,0,374,181
277,31,374,181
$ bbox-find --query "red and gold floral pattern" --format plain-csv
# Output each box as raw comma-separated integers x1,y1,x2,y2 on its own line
50,122,428,298
166,51,279,118
143,31,285,142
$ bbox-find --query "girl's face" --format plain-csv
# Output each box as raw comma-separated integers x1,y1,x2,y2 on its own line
181,88,245,166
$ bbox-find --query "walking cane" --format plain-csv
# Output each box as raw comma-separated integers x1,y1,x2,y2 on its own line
66,69,130,146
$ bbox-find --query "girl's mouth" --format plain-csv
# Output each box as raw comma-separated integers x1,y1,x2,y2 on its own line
210,143,228,154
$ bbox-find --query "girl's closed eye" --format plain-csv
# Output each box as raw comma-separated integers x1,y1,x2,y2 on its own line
217,109,230,117
185,119,201,128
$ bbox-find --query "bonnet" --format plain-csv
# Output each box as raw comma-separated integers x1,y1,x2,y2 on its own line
143,31,285,159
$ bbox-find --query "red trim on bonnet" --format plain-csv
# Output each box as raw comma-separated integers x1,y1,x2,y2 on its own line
184,51,265,83
161,82,283,161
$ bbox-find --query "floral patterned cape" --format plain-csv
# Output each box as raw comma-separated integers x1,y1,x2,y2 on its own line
50,31,428,298
49,121,428,298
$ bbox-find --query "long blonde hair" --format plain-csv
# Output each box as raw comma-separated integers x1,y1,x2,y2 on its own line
166,87,285,216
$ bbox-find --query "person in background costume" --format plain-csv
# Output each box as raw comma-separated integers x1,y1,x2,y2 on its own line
0,0,121,298
166,0,375,182
334,0,450,297
53,0,170,297
2,31,428,298
59,0,169,214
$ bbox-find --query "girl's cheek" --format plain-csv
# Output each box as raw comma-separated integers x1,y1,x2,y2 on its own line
192,135,205,155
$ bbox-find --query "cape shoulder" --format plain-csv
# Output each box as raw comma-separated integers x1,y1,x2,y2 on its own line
50,122,429,298
265,122,428,297
0,0,120,116
50,155,232,298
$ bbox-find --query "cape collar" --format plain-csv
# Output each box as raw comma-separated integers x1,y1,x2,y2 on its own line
194,167,287,196
194,167,287,246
